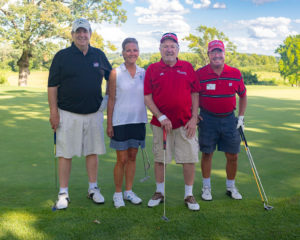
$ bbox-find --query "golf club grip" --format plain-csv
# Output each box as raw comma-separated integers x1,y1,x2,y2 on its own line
238,127,248,147
54,132,56,145
163,128,167,150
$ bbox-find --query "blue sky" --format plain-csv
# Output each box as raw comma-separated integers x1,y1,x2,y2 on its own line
94,0,300,55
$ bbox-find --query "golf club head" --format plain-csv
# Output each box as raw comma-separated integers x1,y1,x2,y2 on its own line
139,175,150,182
52,205,57,212
264,203,274,211
161,215,169,222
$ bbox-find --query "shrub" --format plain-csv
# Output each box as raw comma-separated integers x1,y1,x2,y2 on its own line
241,70,258,85
0,71,8,85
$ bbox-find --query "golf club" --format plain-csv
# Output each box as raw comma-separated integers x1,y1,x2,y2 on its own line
239,127,273,211
52,132,58,211
54,132,58,190
161,128,169,221
140,147,150,182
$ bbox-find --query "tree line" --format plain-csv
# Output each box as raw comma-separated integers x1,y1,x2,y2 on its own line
0,1,298,86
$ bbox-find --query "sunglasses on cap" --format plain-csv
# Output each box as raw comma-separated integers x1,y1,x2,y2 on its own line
160,33,178,43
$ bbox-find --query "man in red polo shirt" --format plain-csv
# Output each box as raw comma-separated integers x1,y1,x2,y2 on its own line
196,40,247,201
144,33,200,211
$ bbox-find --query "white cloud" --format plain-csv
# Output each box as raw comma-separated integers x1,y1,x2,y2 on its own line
294,19,300,24
134,0,190,36
135,0,187,16
193,0,211,9
232,37,281,55
252,0,277,5
93,24,128,50
238,17,294,39
186,0,211,9
124,0,135,3
230,17,298,55
213,2,226,9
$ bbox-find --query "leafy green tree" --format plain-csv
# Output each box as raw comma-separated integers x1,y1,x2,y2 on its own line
149,53,161,64
178,52,201,69
276,35,300,86
0,0,126,86
184,25,237,67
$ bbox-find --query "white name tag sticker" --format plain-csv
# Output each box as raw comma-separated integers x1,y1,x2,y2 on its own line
206,84,216,90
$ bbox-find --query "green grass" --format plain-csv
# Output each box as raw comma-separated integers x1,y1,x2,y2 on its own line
5,71,48,89
1,85,300,239
254,71,286,86
3,70,289,87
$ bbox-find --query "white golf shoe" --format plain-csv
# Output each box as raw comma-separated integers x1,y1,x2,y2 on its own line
55,193,70,210
201,186,212,201
88,187,105,204
226,186,242,200
113,193,125,208
148,192,164,207
124,191,142,205
185,195,200,211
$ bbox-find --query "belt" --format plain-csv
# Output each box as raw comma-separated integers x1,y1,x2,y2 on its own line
200,109,234,118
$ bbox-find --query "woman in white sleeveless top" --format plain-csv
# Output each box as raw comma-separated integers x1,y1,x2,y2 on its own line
107,38,148,208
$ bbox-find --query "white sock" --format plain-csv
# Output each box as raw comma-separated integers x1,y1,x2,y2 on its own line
226,179,235,188
89,182,98,190
114,192,123,198
59,187,68,195
156,182,164,195
124,189,132,197
184,185,193,199
203,178,211,188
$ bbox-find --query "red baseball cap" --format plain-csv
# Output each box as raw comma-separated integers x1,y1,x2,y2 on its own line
160,33,178,43
208,40,225,52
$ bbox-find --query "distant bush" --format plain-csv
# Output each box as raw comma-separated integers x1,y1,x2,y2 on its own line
240,64,278,72
241,70,258,85
258,80,276,86
0,71,8,85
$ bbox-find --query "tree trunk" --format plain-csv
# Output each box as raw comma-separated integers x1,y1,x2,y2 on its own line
17,50,32,86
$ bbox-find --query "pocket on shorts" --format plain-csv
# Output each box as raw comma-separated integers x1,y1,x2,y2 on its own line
58,109,64,129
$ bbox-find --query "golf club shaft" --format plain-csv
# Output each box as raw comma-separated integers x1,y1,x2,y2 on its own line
54,132,58,190
144,148,150,168
247,146,270,204
141,146,147,176
163,128,167,217
239,127,270,205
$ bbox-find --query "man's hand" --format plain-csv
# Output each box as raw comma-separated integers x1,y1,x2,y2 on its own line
158,115,172,133
184,115,197,138
50,110,60,132
236,116,245,131
100,95,108,112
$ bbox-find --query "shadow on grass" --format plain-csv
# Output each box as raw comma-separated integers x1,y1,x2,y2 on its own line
0,88,300,239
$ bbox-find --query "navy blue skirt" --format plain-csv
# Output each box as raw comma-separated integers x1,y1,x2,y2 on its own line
110,123,146,150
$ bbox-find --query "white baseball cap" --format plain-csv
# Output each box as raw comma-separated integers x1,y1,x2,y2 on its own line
72,18,91,32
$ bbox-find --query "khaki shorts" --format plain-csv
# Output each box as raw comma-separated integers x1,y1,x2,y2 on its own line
151,125,199,164
56,108,106,158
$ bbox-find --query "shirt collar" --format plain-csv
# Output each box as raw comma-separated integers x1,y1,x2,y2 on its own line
159,58,183,68
120,63,144,73
207,63,229,75
71,42,94,55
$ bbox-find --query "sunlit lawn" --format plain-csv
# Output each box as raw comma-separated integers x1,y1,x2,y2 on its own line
0,83,300,239
255,71,286,85
5,69,288,89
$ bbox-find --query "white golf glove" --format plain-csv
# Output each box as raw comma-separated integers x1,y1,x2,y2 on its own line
236,116,245,131
99,95,108,112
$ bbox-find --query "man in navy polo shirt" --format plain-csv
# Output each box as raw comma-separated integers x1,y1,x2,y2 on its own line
196,40,247,201
48,18,112,209
144,33,200,211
